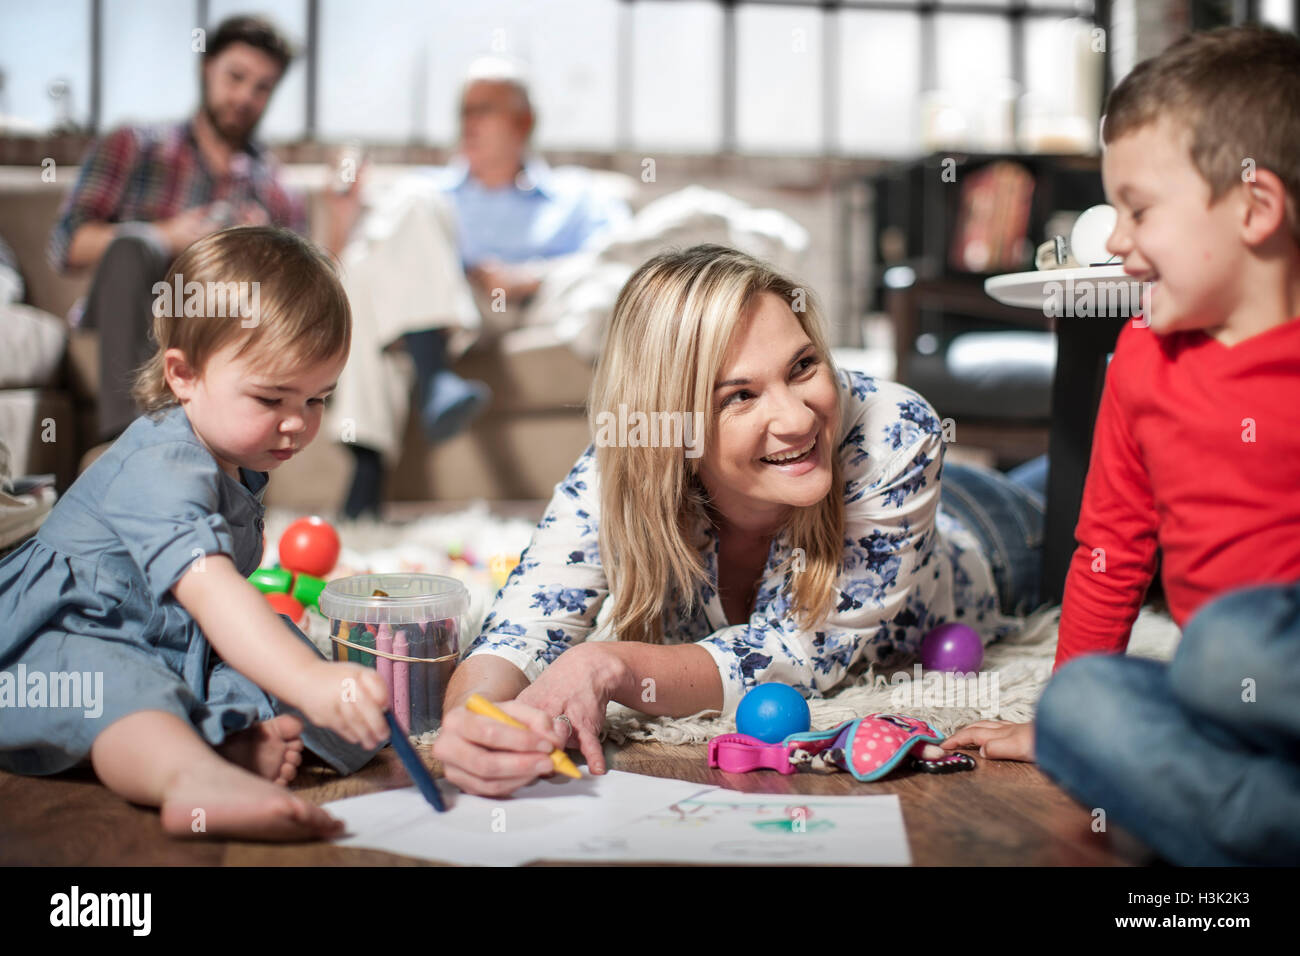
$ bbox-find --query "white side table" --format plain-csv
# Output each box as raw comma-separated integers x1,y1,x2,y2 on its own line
985,266,1143,602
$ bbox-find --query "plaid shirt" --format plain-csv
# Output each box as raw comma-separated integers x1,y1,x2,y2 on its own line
48,119,307,272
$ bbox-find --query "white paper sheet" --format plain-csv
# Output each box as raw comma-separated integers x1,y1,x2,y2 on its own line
563,789,912,865
324,770,713,866
325,771,911,866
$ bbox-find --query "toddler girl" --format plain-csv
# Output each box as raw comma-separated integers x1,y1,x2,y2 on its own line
0,226,389,841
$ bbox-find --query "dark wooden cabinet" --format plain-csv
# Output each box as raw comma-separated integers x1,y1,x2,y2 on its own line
865,152,1108,469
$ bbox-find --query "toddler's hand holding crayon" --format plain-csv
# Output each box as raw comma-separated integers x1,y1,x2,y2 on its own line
295,659,390,750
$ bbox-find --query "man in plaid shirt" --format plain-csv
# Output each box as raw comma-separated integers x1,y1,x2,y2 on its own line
49,14,355,444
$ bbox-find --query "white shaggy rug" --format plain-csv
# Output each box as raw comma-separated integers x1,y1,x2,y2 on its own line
264,506,1182,744
603,604,1182,744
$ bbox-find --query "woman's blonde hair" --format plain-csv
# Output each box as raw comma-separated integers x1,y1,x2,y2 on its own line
591,244,844,644
132,225,351,412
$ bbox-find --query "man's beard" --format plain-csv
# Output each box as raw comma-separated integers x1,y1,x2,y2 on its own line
201,95,260,148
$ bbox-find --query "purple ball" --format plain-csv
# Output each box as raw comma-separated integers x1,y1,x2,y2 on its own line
919,623,984,673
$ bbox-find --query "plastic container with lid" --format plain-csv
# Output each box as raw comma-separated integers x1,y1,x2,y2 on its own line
318,573,468,736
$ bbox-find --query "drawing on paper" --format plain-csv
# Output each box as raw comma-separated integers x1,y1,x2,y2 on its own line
647,798,837,833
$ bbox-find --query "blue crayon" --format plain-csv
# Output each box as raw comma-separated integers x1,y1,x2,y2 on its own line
385,711,444,812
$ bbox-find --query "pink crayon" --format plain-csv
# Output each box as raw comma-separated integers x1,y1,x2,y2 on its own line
393,626,410,734
376,623,394,706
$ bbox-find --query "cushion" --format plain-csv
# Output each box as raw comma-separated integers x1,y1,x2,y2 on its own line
907,331,1056,421
0,302,67,389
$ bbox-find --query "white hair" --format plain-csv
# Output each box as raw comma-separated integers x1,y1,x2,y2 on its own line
461,55,533,117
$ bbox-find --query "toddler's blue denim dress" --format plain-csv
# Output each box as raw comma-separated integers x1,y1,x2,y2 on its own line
0,405,378,776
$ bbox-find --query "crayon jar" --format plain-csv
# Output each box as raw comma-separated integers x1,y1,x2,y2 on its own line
318,573,468,736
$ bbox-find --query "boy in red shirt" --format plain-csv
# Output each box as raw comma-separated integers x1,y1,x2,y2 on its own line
943,25,1300,865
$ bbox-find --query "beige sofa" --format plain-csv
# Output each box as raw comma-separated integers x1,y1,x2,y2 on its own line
0,164,607,509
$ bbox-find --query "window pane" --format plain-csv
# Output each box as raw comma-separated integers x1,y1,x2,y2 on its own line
837,10,921,157
320,0,616,147
101,0,198,129
207,0,307,142
631,0,722,152
1021,16,1102,152
318,0,440,143
1259,0,1295,29
1027,0,1095,13
0,0,91,132
446,0,617,149
735,3,822,154
933,13,1015,151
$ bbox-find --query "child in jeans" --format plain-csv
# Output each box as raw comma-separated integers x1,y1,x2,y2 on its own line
943,25,1300,865
0,226,389,841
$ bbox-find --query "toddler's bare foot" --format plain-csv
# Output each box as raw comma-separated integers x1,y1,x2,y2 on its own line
160,760,344,842
216,715,305,785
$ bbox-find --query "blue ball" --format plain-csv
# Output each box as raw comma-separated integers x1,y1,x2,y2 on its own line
736,683,811,743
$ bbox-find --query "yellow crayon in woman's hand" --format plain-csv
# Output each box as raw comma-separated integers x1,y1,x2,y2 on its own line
465,693,582,779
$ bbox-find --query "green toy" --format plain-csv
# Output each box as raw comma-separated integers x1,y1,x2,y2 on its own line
249,565,327,613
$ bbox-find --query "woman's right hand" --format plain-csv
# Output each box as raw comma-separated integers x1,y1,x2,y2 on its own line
431,698,567,797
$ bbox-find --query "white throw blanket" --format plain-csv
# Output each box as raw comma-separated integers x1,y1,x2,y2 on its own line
521,185,812,361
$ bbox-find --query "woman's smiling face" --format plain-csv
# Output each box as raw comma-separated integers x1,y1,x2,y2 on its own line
699,292,840,533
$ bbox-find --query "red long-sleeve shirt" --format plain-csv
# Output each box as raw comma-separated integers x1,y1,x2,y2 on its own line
1055,317,1300,668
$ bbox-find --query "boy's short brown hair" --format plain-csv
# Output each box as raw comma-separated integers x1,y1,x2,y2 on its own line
1102,25,1300,240
132,226,351,414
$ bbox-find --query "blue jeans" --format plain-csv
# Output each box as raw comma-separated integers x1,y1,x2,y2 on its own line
940,458,1045,616
1036,583,1300,865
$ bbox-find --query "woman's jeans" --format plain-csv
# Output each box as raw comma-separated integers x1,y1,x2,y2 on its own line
940,457,1046,617
1034,582,1300,865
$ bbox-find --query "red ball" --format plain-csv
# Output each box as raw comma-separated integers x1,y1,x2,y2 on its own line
264,591,306,624
278,516,341,578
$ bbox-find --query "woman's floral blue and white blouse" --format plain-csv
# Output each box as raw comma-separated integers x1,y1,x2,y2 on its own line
465,369,1015,714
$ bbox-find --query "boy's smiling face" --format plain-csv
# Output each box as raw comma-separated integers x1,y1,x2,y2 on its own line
1102,117,1250,338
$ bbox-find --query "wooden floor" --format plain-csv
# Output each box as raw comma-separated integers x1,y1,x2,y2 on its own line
0,739,1154,866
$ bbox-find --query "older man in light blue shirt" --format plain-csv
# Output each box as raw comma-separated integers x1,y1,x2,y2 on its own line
337,58,629,518
433,155,628,272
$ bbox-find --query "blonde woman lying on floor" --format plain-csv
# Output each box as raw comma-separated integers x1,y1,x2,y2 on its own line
433,244,1044,796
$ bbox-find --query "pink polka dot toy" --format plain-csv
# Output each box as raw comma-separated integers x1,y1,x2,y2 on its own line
709,712,974,780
